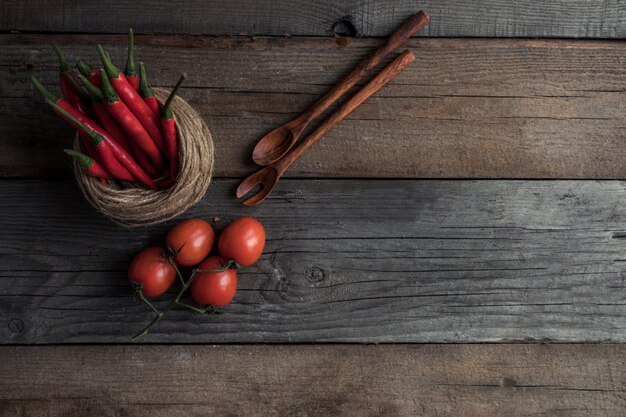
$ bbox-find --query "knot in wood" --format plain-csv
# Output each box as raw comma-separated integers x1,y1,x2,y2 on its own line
8,318,24,334
331,16,357,37
500,377,517,388
306,266,326,283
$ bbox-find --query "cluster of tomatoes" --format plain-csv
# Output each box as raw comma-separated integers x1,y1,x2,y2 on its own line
128,216,265,307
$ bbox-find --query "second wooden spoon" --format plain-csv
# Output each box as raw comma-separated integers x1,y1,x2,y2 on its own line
238,50,416,206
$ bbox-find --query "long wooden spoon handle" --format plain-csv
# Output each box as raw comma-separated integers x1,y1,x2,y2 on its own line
301,11,429,123
277,50,415,173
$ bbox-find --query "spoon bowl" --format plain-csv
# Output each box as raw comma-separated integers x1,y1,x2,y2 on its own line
251,118,307,166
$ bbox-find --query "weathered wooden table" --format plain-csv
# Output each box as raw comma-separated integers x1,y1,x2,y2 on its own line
1,1,625,415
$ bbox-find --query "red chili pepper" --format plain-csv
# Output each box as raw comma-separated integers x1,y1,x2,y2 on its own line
80,76,160,178
93,105,159,177
64,149,111,179
99,69,166,171
139,62,159,117
31,76,99,161
79,75,159,178
161,74,186,182
124,29,139,91
48,100,158,190
47,99,135,182
79,75,134,154
98,45,166,153
130,141,160,178
32,76,149,185
79,131,100,162
53,44,89,114
76,60,102,87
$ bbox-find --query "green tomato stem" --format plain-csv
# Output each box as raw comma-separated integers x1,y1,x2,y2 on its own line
132,311,164,340
132,257,235,340
135,288,161,316
195,259,236,274
167,256,186,286
175,301,214,314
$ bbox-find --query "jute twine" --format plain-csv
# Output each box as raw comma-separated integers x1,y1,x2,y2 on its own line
72,88,214,227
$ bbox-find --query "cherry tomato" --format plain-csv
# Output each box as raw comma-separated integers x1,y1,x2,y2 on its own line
218,217,265,267
191,256,237,306
165,218,215,267
128,247,177,297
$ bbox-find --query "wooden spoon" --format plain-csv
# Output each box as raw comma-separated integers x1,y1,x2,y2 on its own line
251,11,429,166
238,50,416,206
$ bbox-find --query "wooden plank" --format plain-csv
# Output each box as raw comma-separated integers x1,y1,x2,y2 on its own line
3,35,625,179
2,0,624,38
1,178,625,344
1,344,625,416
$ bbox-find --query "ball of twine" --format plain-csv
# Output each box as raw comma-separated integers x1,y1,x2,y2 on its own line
72,88,214,227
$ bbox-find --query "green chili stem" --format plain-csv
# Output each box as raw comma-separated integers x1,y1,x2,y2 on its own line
99,68,119,102
52,44,71,73
64,149,94,169
46,99,103,145
31,77,60,102
125,28,137,75
97,44,121,78
65,73,90,101
76,60,94,77
138,62,154,98
161,73,186,120
77,74,104,101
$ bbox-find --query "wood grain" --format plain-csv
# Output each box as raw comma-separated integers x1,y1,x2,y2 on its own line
1,344,625,417
2,0,624,38
3,35,625,179
1,179,625,344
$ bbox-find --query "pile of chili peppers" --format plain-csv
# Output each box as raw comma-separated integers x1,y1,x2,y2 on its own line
31,29,185,189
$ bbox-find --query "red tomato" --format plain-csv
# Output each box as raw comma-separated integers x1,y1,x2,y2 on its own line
191,256,237,306
128,247,177,297
166,218,215,267
218,217,265,267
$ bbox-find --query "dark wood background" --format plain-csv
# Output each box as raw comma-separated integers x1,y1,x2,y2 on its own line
1,1,625,415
